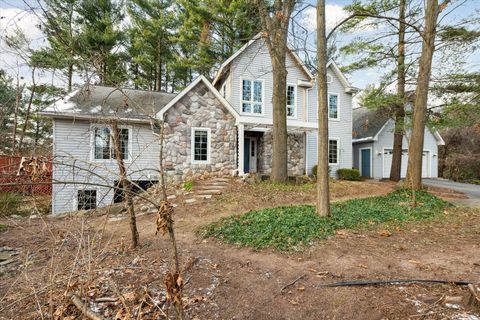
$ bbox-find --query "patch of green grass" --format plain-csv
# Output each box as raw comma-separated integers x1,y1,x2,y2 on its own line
0,224,8,232
201,189,451,251
0,192,28,216
182,180,194,192
252,181,316,192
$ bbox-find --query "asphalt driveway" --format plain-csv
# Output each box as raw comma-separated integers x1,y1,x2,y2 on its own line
423,178,480,207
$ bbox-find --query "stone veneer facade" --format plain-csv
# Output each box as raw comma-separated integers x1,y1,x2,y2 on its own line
163,82,237,182
258,132,305,176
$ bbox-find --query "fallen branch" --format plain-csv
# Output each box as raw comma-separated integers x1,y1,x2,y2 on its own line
280,274,306,294
69,293,105,320
316,279,472,288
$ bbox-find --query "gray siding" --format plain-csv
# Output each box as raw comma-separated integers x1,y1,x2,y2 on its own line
52,119,160,214
228,39,310,121
369,120,439,179
305,67,354,176
353,142,373,172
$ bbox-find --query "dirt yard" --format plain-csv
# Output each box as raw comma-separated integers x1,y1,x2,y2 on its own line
1,179,479,319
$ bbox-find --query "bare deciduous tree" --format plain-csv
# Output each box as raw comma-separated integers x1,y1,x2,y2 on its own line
253,0,297,183
405,0,450,190
316,0,330,216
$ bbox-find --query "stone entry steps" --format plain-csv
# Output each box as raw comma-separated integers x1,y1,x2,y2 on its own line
183,178,231,205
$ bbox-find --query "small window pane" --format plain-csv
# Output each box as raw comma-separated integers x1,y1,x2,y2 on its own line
242,80,251,101
253,81,262,102
78,190,96,210
287,85,295,117
94,127,111,159
329,94,338,119
194,130,208,162
243,103,252,113
253,103,262,114
119,128,129,160
328,140,338,164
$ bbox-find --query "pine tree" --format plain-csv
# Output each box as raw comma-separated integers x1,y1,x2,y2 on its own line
76,0,127,86
127,0,177,91
39,0,79,91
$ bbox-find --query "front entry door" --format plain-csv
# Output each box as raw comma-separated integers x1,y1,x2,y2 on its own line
244,138,250,173
244,137,257,173
249,138,257,172
360,148,371,178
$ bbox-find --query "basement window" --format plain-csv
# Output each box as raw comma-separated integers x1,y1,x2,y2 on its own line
77,190,97,210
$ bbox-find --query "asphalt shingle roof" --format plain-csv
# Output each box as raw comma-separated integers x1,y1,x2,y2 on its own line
43,85,177,120
352,107,391,140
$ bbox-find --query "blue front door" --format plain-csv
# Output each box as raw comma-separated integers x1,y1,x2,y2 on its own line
244,138,250,173
361,149,371,177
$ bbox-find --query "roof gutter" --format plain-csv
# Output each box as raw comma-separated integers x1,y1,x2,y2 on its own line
352,137,374,143
39,112,154,124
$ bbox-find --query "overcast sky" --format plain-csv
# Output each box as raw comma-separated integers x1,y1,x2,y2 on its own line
1,0,479,90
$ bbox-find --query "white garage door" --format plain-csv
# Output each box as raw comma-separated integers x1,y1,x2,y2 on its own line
383,149,430,178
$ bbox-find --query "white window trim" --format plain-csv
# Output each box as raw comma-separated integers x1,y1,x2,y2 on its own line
328,138,340,165
327,74,333,84
286,83,297,120
240,77,265,116
90,124,133,163
191,127,211,164
73,188,98,211
221,83,226,98
328,92,340,121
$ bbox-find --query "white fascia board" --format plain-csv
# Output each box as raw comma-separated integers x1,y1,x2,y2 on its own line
238,116,318,129
352,137,374,143
157,75,240,122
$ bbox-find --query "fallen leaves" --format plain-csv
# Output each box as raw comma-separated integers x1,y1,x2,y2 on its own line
378,229,392,237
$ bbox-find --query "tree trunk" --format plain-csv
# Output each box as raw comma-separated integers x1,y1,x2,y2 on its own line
67,63,73,92
155,42,162,92
316,0,330,216
405,0,444,190
254,0,295,183
18,67,37,152
271,49,289,183
389,0,406,182
12,76,21,155
112,120,139,248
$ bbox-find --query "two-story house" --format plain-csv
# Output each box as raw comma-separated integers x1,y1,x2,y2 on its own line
42,33,357,214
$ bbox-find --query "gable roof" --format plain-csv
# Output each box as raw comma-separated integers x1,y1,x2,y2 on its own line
212,33,314,86
327,60,358,93
352,107,445,145
41,85,176,122
157,75,240,121
352,107,391,141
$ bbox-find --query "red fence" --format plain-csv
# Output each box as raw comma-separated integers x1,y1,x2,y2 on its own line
0,155,52,196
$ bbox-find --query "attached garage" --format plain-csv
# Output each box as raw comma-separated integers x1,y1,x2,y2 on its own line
352,107,444,179
382,149,430,178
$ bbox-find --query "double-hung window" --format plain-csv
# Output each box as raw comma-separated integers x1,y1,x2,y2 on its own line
328,94,339,119
93,126,130,160
286,85,296,118
192,128,210,163
242,79,263,114
328,139,339,165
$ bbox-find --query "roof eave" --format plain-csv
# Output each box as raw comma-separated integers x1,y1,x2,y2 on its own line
39,111,153,124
